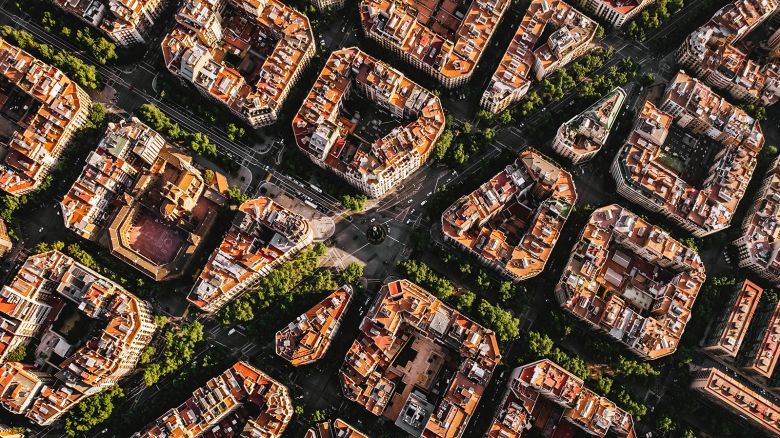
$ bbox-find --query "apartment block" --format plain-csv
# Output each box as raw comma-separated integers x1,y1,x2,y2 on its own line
0,250,156,425
734,155,780,284
441,147,576,282
611,72,763,237
61,117,227,281
553,87,625,164
0,219,12,258
691,368,780,437
677,0,780,106
161,0,315,128
486,359,636,437
576,0,654,28
312,0,344,9
292,47,445,199
359,0,509,88
737,298,780,380
52,0,166,46
702,279,763,359
555,204,706,360
0,38,91,196
481,0,597,114
305,419,368,438
189,196,313,313
135,361,292,437
276,285,352,366
340,279,500,437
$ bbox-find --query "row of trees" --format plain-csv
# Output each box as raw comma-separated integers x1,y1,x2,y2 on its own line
624,0,686,42
18,0,118,64
64,385,123,437
517,47,616,116
340,193,367,211
397,259,520,342
138,104,219,159
0,26,100,89
142,320,205,386
220,243,329,325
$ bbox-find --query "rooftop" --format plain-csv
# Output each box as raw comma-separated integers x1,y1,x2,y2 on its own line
292,47,444,198
555,204,706,360
359,0,508,80
189,196,313,312
305,418,368,438
339,279,500,437
61,117,225,282
735,154,780,282
275,285,353,366
441,147,576,281
486,359,636,438
135,361,292,438
679,0,780,105
161,0,314,127
482,0,597,107
692,367,780,437
0,250,155,425
703,279,764,358
613,72,763,236
555,87,626,157
0,38,90,195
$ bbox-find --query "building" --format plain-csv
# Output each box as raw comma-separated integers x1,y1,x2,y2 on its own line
292,48,445,198
480,0,597,114
0,219,13,258
0,251,156,425
305,419,368,438
0,38,91,196
576,0,654,28
134,361,292,437
737,298,780,380
339,279,500,437
312,0,343,10
276,285,352,366
51,0,166,46
188,196,313,313
486,359,636,438
702,280,763,359
441,148,576,282
161,0,315,128
611,72,764,237
359,0,509,88
555,204,706,360
734,155,780,284
61,117,227,281
552,87,626,164
676,0,780,106
691,368,780,437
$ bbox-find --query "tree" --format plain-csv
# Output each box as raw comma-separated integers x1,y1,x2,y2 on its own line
498,111,513,125
482,128,496,142
139,346,156,364
452,143,468,165
595,376,613,395
456,291,476,311
433,129,454,161
64,385,123,436
341,262,364,284
477,300,519,343
498,281,514,303
616,356,660,378
657,416,676,434
5,345,26,362
526,331,554,357
228,186,249,205
595,26,605,39
461,121,472,134
616,388,647,419
476,109,493,122
340,194,366,212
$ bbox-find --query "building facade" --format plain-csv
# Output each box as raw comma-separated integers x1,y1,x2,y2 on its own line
52,0,167,46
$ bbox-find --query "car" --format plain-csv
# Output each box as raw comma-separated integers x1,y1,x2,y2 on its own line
410,209,415,214
370,218,376,223
420,200,427,206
